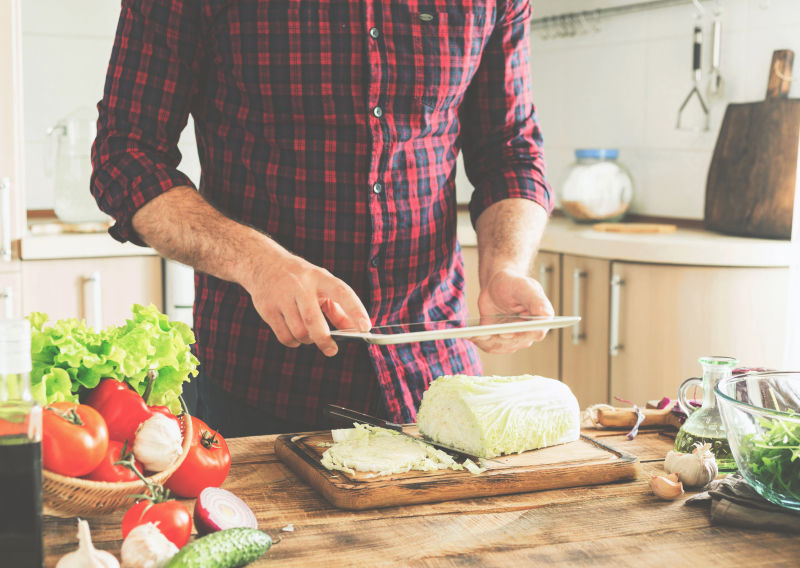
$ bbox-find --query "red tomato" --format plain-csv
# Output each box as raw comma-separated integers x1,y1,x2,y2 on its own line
84,440,145,482
122,499,192,548
165,417,231,498
85,379,153,445
42,402,109,477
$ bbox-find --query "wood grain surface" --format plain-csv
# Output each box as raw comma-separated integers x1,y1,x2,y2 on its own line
274,432,639,510
42,431,800,567
704,49,800,240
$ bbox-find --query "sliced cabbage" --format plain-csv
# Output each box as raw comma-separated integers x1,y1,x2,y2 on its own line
321,424,465,476
417,374,580,459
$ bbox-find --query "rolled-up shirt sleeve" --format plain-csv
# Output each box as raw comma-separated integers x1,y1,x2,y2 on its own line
460,0,553,227
91,0,201,246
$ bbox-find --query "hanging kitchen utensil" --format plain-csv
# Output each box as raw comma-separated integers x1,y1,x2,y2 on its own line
677,25,710,131
704,50,800,239
707,4,724,98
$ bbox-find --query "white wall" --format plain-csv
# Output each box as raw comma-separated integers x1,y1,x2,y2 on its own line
457,0,800,219
20,0,200,211
19,1,800,220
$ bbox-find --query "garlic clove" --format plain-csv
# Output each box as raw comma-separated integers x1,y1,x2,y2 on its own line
664,472,679,483
56,519,120,568
650,474,684,500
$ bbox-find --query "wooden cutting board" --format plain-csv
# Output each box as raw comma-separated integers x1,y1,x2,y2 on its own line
275,430,640,510
704,50,800,240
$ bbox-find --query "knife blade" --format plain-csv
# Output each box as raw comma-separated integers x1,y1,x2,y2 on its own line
324,403,488,463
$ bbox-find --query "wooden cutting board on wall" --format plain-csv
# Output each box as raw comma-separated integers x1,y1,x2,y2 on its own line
704,50,800,240
275,430,639,510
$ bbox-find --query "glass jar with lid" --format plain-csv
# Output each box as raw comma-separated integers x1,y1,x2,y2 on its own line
560,149,634,223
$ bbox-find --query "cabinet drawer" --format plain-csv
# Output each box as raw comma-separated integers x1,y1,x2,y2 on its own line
21,256,162,327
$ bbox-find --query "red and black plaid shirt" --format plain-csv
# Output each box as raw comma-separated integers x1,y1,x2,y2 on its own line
92,0,552,424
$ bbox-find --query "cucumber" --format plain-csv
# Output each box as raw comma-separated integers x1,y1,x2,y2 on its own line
165,528,272,568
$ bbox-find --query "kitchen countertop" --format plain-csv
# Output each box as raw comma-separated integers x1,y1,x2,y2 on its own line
458,213,794,268
42,430,800,567
20,230,156,260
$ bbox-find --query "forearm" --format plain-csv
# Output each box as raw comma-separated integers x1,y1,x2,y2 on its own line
131,186,288,289
475,198,548,287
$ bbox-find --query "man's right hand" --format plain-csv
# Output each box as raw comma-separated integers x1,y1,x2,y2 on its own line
242,250,372,357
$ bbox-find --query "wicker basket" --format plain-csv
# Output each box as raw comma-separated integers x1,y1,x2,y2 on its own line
43,407,193,517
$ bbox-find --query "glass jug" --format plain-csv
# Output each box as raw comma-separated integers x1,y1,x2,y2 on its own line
46,107,110,224
674,355,738,472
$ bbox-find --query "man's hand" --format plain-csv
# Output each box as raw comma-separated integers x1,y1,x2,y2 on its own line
131,186,371,357
473,198,552,355
472,266,554,354
243,251,372,357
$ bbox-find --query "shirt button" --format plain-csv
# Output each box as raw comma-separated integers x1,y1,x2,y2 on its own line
368,27,380,39
372,182,384,194
370,257,380,268
372,106,383,118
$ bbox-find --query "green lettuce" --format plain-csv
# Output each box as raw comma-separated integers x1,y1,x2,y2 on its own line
29,304,199,413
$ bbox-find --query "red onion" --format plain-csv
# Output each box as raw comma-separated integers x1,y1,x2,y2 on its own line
193,487,258,535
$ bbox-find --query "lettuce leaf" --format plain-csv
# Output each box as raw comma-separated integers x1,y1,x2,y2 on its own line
29,304,199,413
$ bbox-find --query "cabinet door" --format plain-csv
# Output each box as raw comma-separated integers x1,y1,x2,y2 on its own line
561,254,610,408
0,268,22,318
21,256,163,327
461,247,561,377
609,262,790,405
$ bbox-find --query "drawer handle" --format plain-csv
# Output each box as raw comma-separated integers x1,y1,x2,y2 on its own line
538,264,553,298
84,271,103,329
1,286,12,319
572,269,587,345
610,274,625,356
0,177,11,262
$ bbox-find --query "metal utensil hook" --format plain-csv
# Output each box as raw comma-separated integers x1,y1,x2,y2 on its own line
677,24,711,131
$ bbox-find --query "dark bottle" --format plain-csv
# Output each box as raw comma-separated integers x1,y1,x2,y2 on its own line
0,319,43,568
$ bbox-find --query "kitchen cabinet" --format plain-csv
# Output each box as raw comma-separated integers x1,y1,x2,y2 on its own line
608,261,788,406
560,254,610,409
21,256,162,328
462,243,790,409
461,247,561,379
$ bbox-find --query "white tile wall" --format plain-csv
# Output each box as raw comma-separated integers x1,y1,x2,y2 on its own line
459,0,800,219
20,1,200,210
19,0,800,220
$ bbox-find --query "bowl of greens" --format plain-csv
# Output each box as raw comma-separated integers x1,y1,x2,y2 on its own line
715,371,800,511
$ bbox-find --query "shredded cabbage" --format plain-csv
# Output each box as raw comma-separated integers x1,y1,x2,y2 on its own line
417,374,580,458
321,424,467,476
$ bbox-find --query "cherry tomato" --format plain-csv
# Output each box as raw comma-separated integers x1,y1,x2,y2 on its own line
165,417,231,498
42,402,109,477
85,378,153,445
122,499,192,548
84,440,145,482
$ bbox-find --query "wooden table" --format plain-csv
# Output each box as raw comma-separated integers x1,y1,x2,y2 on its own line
43,429,800,567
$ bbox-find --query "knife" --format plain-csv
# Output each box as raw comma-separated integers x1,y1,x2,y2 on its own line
323,403,488,463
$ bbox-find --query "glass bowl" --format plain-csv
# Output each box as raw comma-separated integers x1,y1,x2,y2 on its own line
715,371,800,511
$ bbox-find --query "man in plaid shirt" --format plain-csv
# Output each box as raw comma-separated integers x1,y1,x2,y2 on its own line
92,0,554,435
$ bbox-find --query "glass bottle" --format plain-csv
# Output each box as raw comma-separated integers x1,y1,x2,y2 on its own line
674,355,738,472
0,319,43,567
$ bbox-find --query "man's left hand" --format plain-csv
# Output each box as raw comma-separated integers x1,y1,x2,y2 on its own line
472,267,554,354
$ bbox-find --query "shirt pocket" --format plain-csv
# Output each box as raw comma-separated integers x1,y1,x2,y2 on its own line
409,8,489,111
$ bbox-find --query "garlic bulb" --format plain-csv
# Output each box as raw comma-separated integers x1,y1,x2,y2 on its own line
56,519,120,568
121,523,179,568
133,413,183,472
650,473,684,500
664,443,718,488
